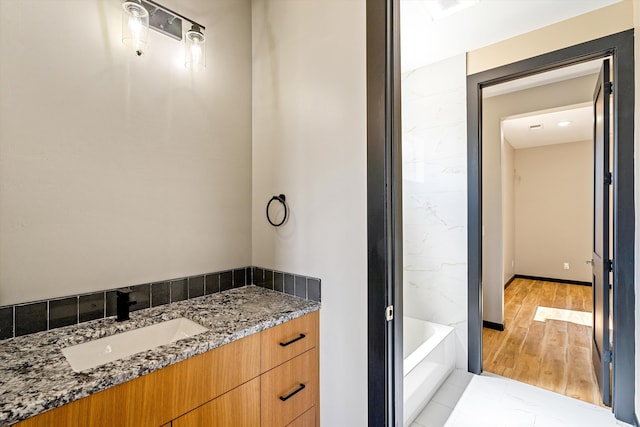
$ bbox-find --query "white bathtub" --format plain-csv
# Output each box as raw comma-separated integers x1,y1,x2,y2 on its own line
403,316,455,426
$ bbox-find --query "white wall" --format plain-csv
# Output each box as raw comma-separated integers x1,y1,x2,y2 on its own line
481,75,596,324
251,1,367,425
0,0,252,306
402,54,468,370
514,141,593,282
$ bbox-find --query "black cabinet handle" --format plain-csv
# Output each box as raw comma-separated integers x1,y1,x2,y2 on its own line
279,333,306,347
279,383,306,402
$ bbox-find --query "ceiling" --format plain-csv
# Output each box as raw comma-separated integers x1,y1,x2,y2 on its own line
494,57,604,149
502,104,593,150
400,0,623,72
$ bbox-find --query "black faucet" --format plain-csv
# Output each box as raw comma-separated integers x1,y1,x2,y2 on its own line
116,288,137,322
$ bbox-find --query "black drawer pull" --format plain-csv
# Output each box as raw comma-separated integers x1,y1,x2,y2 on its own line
279,383,306,402
279,333,306,347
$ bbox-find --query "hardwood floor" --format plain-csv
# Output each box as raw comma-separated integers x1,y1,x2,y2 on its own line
482,278,603,406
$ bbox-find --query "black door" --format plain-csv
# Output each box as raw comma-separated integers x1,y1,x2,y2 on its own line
592,58,612,407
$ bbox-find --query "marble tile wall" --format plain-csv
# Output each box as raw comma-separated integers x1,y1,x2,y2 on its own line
402,54,468,369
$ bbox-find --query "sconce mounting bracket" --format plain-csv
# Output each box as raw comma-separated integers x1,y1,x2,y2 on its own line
140,0,183,41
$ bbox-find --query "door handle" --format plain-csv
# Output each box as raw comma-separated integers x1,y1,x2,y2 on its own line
585,259,594,265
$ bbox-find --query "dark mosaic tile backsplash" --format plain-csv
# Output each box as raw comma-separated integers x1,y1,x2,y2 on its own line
252,266,321,303
0,266,320,340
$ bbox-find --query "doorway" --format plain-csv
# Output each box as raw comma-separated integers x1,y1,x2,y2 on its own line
467,30,635,423
480,62,605,405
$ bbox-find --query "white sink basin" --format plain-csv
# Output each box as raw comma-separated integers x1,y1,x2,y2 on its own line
62,317,208,372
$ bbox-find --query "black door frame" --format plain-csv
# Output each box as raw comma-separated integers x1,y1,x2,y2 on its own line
467,30,635,424
367,0,403,426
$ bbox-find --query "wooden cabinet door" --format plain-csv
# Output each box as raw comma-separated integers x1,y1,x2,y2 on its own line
261,349,318,426
172,378,260,427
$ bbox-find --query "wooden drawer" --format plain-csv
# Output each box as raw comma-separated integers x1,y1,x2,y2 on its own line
285,406,316,427
15,333,260,427
260,311,318,373
172,378,260,427
261,348,318,427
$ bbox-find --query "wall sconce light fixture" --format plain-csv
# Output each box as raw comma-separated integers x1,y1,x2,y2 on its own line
185,25,206,70
122,0,206,69
122,1,149,56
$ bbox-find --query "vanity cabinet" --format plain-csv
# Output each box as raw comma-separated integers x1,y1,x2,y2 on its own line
286,407,316,427
261,349,318,426
260,312,319,426
171,378,260,427
14,311,319,427
14,333,260,427
260,310,318,372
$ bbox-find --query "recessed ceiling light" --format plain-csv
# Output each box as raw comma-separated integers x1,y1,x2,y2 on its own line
557,121,572,127
529,124,543,130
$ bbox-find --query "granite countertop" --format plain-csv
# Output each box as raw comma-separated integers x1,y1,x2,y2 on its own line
0,285,320,426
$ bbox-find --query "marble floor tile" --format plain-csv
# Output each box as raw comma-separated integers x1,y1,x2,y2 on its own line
431,383,468,409
444,369,473,388
410,369,469,427
408,369,632,427
442,371,632,427
414,401,453,427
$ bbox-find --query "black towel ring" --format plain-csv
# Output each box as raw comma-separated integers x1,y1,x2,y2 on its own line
266,194,288,227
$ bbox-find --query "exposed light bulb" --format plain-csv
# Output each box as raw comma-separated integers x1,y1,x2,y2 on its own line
122,1,149,56
129,16,144,54
190,42,202,66
185,25,206,70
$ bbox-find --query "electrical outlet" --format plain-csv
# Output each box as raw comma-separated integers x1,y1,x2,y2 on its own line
563,262,570,270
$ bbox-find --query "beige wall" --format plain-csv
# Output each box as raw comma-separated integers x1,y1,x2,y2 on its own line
482,74,596,323
251,0,367,424
514,141,593,282
481,100,504,324
467,0,633,74
0,0,253,305
502,139,515,284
